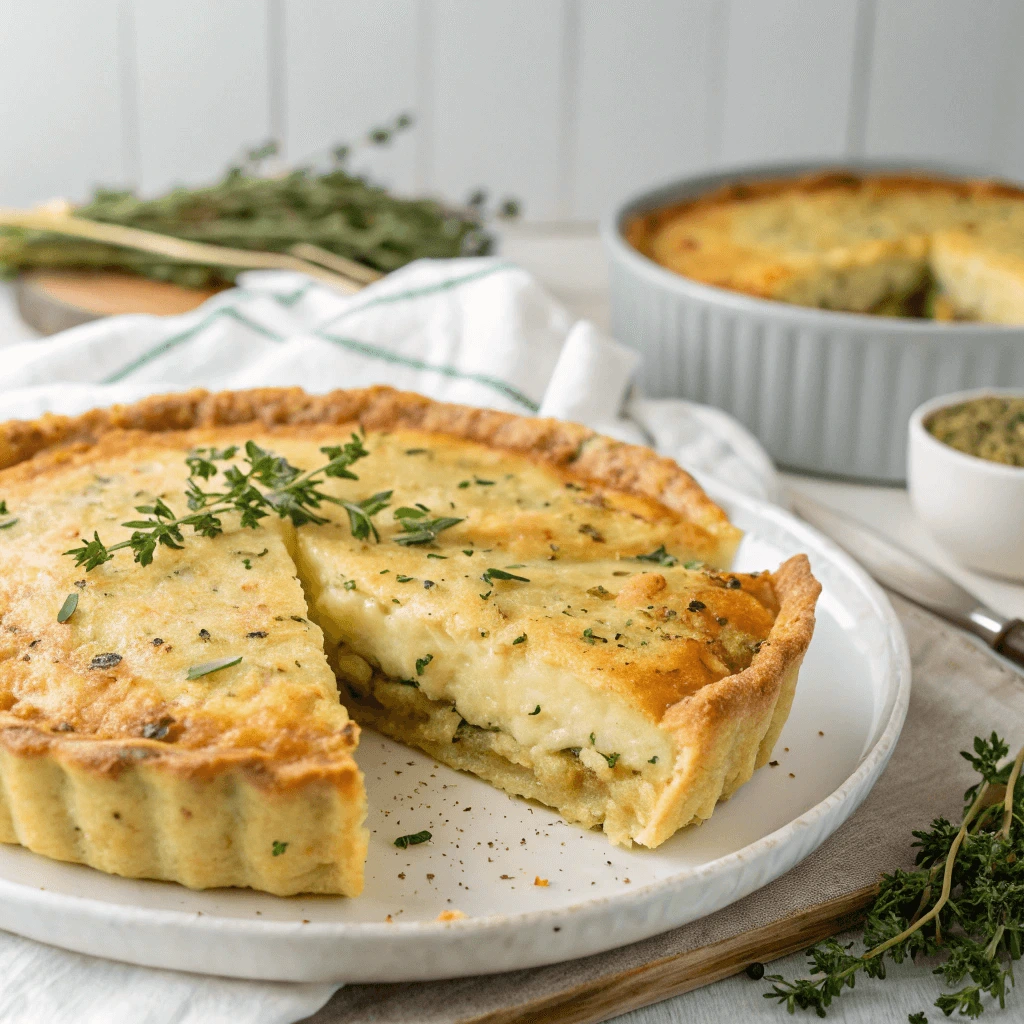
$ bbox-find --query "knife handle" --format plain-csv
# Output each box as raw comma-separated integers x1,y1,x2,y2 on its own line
996,620,1024,670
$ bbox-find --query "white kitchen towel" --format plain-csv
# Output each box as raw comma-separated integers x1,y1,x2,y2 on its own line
0,258,779,501
0,256,779,1024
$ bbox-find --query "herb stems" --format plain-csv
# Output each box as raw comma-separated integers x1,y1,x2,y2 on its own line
65,436,383,570
766,732,1024,1019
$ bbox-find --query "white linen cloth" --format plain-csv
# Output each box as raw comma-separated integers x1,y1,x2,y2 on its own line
0,257,778,1024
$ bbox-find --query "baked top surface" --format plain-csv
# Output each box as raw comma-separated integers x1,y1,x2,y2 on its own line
0,435,355,770
0,389,745,779
0,387,822,873
625,171,1024,317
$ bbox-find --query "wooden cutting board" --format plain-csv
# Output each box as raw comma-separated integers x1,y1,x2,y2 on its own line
14,269,222,335
466,885,875,1023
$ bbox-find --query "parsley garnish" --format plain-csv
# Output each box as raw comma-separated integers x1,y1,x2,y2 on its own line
343,579,357,590
635,545,678,567
271,840,288,856
512,633,527,645
582,628,607,644
392,506,464,546
648,756,658,764
186,655,241,680
529,705,541,715
65,436,385,570
57,593,78,623
396,574,415,583
765,732,1024,1020
603,752,620,769
415,654,433,675
482,568,530,584
394,830,432,848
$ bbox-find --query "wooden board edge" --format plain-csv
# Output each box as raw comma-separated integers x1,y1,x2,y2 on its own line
464,884,879,1024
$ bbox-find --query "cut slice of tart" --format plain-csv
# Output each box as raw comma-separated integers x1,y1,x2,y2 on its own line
0,385,819,890
290,425,818,847
0,429,366,896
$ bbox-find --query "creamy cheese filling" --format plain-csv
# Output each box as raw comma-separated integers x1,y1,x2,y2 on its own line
300,574,674,776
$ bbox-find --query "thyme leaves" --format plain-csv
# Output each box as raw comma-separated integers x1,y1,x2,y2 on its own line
64,436,383,570
394,830,432,849
765,732,1024,1020
186,655,242,680
482,568,530,584
392,506,463,546
57,593,79,623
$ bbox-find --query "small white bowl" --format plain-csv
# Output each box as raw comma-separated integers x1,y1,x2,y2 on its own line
908,388,1024,580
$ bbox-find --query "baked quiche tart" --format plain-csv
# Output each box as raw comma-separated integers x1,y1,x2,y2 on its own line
627,171,1024,323
0,387,819,894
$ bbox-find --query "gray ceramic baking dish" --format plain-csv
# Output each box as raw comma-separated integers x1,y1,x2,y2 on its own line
602,159,1024,483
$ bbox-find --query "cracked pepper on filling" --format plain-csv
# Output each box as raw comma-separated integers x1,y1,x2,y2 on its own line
0,400,818,894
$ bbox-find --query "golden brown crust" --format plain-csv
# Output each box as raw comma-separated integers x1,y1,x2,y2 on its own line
0,385,736,536
0,386,814,868
637,553,819,845
627,170,1024,250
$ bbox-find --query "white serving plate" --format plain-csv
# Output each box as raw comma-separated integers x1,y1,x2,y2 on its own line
0,486,909,983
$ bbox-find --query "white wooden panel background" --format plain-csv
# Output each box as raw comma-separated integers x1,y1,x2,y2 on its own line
1,0,1021,221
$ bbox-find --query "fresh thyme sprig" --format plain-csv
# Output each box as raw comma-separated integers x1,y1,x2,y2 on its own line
765,732,1024,1020
392,505,464,546
65,436,386,570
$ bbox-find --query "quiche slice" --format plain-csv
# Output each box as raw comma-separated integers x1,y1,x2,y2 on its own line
0,386,819,893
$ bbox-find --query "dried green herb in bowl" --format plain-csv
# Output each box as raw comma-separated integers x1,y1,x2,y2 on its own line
925,396,1024,467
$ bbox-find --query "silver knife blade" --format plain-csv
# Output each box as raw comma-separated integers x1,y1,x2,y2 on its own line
789,491,1010,646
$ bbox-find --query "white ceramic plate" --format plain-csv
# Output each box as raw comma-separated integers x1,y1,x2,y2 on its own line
0,486,909,983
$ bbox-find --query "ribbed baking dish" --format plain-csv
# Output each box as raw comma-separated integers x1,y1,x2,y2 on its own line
602,160,1024,483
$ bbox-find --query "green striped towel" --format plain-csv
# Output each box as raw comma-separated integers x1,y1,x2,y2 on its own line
0,257,777,500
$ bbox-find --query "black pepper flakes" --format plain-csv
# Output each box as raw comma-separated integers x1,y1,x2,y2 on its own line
198,629,211,641
89,653,122,670
152,637,164,646
687,600,706,612
246,631,268,639
142,717,174,741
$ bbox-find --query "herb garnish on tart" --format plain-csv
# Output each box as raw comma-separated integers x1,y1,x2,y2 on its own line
0,384,819,895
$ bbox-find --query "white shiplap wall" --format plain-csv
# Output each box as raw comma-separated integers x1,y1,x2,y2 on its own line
1,0,1021,220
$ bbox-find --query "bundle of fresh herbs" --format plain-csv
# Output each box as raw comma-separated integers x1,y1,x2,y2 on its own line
765,732,1024,1020
0,116,511,288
